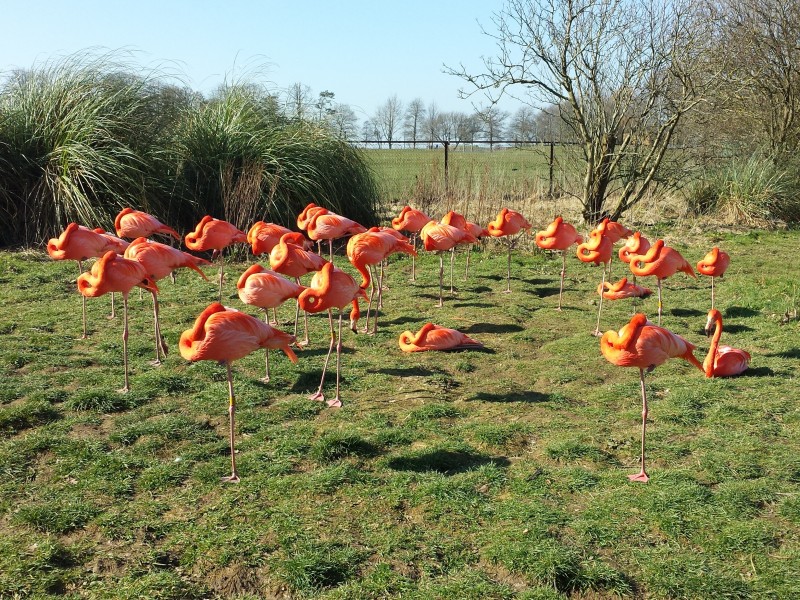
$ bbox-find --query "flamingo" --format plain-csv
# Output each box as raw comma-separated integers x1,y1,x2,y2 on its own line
629,240,696,326
184,215,248,301
297,202,329,233
297,262,366,408
124,237,211,364
487,208,532,293
179,302,297,482
398,323,483,352
269,232,328,346
703,309,750,377
600,313,703,482
237,264,306,381
463,220,489,279
576,226,614,336
77,251,159,392
391,205,430,280
696,247,730,310
535,216,584,310
598,277,653,301
47,223,131,338
114,207,181,242
247,221,293,257
420,220,477,307
305,208,367,261
441,211,470,292
347,228,416,334
92,228,132,318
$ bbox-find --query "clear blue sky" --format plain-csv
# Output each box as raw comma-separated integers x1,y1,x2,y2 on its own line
1,0,524,121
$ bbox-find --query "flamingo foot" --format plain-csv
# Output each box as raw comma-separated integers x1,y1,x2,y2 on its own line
309,391,325,402
436,301,443,308
107,314,116,320
591,329,603,337
555,307,563,312
628,470,650,483
502,289,512,295
326,397,342,408
259,376,271,384
297,339,309,348
149,359,163,367
117,386,130,394
220,473,241,484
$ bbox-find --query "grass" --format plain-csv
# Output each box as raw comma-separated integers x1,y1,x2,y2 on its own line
0,225,799,598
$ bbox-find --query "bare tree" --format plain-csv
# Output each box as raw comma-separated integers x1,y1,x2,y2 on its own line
373,95,403,148
328,103,359,140
315,90,336,121
509,106,538,143
448,0,718,223
284,82,313,119
404,98,426,147
475,104,508,150
424,101,441,146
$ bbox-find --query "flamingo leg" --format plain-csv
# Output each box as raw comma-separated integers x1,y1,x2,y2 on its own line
150,290,167,365
593,264,607,337
628,368,650,483
437,253,444,308
362,265,376,334
294,277,309,347
310,309,336,402
221,361,241,483
78,260,88,339
378,260,385,309
329,239,334,263
657,278,663,326
328,311,344,408
504,242,512,293
557,250,567,311
261,312,271,382
119,293,130,393
711,276,715,310
411,233,417,282
270,306,279,326
465,244,471,280
450,247,455,293
217,252,225,303
110,291,117,319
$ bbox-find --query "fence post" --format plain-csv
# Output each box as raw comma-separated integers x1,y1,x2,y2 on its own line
444,141,450,196
548,141,554,198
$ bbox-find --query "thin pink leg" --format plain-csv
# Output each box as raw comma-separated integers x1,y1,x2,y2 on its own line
557,250,567,311
593,264,607,337
628,368,650,483
221,361,240,483
310,309,336,402
328,311,344,408
119,294,130,393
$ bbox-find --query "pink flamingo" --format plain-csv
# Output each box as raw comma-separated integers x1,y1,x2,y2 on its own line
535,216,583,310
391,205,430,280
179,302,297,482
124,237,211,364
297,262,366,407
305,208,367,261
601,313,703,482
114,207,181,242
247,221,293,257
420,220,477,307
696,247,730,310
576,225,614,335
77,251,159,392
598,277,653,301
703,309,750,377
184,216,248,301
237,264,306,381
487,208,532,292
398,323,483,352
629,240,696,326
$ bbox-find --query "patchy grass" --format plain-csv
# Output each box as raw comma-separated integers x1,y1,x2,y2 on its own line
0,226,799,598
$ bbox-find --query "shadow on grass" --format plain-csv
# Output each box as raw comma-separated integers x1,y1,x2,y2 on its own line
377,366,436,377
465,285,493,293
381,315,422,326
465,323,524,334
532,286,563,298
670,307,705,317
472,390,553,403
725,306,760,318
735,366,774,377
720,324,754,334
387,449,510,474
768,348,800,359
452,302,496,309
294,345,356,358
521,277,551,286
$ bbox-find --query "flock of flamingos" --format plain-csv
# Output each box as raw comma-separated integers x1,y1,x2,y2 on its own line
45,203,751,483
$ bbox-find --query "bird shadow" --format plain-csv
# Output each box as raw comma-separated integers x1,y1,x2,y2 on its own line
720,324,754,334
381,315,422,326
471,390,553,403
724,306,760,318
377,366,435,377
734,366,773,377
464,323,524,334
452,302,496,309
520,277,550,286
670,308,705,317
765,348,800,359
532,286,563,299
465,285,493,294
386,449,510,475
294,345,356,358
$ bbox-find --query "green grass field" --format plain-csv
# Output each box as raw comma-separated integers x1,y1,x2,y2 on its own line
1,226,798,598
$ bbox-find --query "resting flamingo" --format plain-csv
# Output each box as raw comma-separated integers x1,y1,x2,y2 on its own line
347,228,416,334
576,225,614,336
463,220,489,279
269,232,328,346
598,277,653,301
304,206,367,261
420,220,477,307
297,262,366,407
48,223,131,338
184,216,248,301
696,247,730,310
77,251,159,392
124,237,211,364
487,208,532,293
535,216,583,310
179,302,297,482
629,240,696,326
391,205,430,280
600,313,703,482
703,309,750,377
440,210,475,291
398,323,483,352
247,221,293,257
114,207,181,242
237,264,306,381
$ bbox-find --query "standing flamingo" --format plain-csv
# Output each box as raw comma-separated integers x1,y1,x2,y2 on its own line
77,251,159,392
600,313,703,482
398,323,483,352
487,208,532,293
305,208,367,262
114,207,181,242
297,262,366,407
347,228,416,334
696,247,730,310
47,223,130,338
441,211,471,292
703,309,750,377
237,264,306,381
247,221,293,257
463,220,489,279
124,237,211,364
391,205,430,280
269,232,328,346
535,216,583,310
184,216,248,301
629,240,696,326
576,226,614,335
179,302,297,482
420,220,477,307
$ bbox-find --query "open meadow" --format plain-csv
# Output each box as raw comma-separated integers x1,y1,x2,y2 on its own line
0,225,799,599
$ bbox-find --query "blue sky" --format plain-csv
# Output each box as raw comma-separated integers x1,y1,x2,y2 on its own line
1,0,524,121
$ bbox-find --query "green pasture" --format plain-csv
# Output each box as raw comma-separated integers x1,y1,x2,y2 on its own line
0,226,798,598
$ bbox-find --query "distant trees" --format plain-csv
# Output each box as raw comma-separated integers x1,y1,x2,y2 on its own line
372,95,403,148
